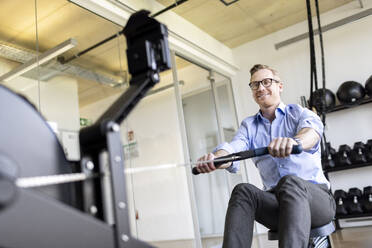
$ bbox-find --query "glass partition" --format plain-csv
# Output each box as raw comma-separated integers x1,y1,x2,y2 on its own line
213,72,244,188
176,55,243,238
0,0,127,161
0,1,40,109
121,69,195,245
0,1,241,247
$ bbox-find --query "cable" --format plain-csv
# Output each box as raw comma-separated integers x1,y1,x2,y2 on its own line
306,0,314,108
314,0,329,162
62,0,188,64
315,0,327,123
151,0,188,17
34,0,42,113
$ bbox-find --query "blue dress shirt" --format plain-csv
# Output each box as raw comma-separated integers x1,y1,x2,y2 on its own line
215,102,329,190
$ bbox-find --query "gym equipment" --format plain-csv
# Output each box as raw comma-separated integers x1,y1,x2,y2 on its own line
365,139,372,162
321,142,336,169
336,81,365,104
191,145,303,175
268,222,334,248
365,75,372,96
362,186,372,213
350,141,367,164
0,10,170,248
335,144,352,167
346,188,363,214
0,155,18,210
334,189,348,216
311,88,336,112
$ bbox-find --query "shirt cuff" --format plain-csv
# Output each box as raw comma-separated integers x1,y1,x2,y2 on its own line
213,142,239,173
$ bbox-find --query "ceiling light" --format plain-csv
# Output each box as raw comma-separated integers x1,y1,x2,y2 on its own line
69,0,130,26
0,38,77,82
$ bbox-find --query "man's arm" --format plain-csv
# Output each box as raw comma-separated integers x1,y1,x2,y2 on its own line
268,127,321,157
213,149,232,169
195,120,251,174
294,127,321,150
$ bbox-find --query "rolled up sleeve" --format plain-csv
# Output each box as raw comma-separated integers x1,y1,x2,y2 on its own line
297,108,324,153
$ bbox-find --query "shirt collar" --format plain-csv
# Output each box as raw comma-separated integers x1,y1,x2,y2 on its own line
277,102,286,114
256,102,286,121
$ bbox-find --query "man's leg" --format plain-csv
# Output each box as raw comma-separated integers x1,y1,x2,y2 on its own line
222,183,279,248
275,175,336,248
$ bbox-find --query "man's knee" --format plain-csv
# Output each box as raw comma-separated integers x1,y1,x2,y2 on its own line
276,175,307,197
277,175,304,188
231,183,259,201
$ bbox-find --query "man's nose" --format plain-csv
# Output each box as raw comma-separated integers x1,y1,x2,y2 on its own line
256,82,265,91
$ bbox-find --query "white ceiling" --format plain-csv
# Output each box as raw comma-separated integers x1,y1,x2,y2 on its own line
157,0,355,47
0,0,356,106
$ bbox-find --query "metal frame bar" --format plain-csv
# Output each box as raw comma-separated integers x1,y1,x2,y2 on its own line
358,0,364,8
209,71,233,195
106,122,153,248
171,50,203,248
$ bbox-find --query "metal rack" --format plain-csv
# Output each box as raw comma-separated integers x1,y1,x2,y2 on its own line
323,96,372,229
324,161,372,173
326,96,372,113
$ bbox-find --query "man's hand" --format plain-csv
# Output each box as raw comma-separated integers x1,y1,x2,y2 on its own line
195,153,217,174
195,149,231,174
268,137,298,158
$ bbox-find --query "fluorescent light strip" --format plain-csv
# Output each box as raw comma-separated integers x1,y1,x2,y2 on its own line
0,38,77,82
69,0,131,26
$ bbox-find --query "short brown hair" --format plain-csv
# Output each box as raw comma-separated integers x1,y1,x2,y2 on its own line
250,64,279,79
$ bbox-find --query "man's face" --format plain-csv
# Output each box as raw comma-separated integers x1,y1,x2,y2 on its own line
250,69,283,108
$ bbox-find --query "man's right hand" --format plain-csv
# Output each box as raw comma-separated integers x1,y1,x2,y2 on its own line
195,149,232,174
195,153,217,174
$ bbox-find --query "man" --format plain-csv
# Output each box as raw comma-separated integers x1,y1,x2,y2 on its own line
195,64,335,248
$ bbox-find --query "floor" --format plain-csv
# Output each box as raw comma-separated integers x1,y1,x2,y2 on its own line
251,226,372,248
330,226,372,248
150,225,372,248
249,226,372,248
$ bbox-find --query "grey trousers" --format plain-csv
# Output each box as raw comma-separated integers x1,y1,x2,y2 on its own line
222,175,336,248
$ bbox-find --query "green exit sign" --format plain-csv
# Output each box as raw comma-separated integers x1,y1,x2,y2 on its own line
80,117,92,127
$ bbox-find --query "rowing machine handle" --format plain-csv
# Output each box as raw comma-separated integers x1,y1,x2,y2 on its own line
192,145,303,175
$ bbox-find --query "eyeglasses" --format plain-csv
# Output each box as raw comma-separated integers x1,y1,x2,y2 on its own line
249,78,279,90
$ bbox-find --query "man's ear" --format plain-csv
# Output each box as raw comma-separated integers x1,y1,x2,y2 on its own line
278,82,284,93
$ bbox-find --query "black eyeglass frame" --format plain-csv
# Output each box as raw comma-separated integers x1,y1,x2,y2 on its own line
249,78,280,90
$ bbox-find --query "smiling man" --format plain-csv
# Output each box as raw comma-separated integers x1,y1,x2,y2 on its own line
195,64,335,248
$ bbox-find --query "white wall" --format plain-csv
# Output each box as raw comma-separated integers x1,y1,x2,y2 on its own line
230,0,372,230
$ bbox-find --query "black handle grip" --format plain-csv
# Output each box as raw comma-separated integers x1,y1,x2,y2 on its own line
192,167,200,175
254,145,303,156
291,145,303,154
192,153,232,175
192,145,303,175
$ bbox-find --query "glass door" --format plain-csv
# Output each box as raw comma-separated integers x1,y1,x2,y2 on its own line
175,55,244,238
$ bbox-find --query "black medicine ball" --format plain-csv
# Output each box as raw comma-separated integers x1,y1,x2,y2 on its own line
311,88,336,111
365,75,372,96
336,81,365,104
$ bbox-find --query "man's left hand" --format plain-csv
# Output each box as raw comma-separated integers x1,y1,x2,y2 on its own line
268,137,298,158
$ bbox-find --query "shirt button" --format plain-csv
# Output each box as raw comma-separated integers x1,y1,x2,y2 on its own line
279,164,283,168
